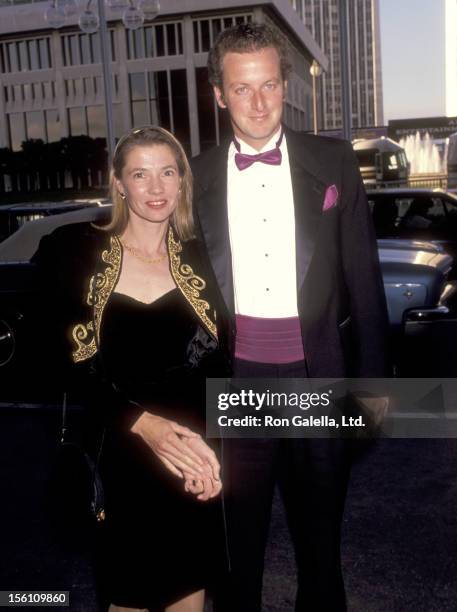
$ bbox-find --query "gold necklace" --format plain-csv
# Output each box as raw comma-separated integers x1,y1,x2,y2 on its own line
120,239,168,265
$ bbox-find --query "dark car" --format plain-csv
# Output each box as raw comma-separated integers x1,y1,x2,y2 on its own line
0,205,112,398
367,187,457,277
0,199,109,243
377,239,457,375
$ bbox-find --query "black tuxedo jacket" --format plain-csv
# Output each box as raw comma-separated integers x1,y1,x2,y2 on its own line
191,127,390,378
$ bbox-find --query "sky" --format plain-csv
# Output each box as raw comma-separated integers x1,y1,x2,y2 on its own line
379,0,446,121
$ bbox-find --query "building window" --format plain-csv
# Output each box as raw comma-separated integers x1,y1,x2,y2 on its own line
94,76,102,96
8,113,26,151
45,109,61,142
8,43,18,72
131,100,148,127
145,26,155,57
26,111,46,141
166,23,177,55
0,37,53,75
200,20,210,52
113,103,124,139
13,85,23,104
110,30,116,61
18,41,28,71
0,44,8,73
130,72,147,101
126,22,183,60
75,78,84,99
32,83,43,102
83,77,95,98
81,35,92,65
39,38,52,69
28,40,39,70
196,67,216,151
43,81,54,103
90,33,101,63
61,31,114,66
23,83,33,103
87,106,105,138
193,14,251,53
65,79,74,101
68,107,86,136
170,69,190,153
151,70,170,130
69,35,79,65
131,28,145,59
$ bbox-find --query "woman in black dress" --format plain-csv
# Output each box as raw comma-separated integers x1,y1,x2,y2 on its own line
35,127,227,611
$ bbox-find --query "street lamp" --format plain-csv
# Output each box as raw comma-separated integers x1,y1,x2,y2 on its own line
43,0,160,163
338,0,352,141
309,60,322,135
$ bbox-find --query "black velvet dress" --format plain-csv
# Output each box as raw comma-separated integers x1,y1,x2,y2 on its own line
95,289,224,610
32,223,228,610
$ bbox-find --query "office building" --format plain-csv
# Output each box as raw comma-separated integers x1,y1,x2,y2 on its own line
0,0,327,156
291,0,383,129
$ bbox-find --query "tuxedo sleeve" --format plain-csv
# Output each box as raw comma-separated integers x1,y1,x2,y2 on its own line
339,141,391,376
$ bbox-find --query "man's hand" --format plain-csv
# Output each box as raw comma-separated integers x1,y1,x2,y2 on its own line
130,412,209,479
184,474,222,501
182,436,222,501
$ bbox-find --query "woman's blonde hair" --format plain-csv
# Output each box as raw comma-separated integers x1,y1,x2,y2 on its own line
104,126,194,241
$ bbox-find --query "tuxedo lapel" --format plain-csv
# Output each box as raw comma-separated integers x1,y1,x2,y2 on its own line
286,129,327,292
194,142,235,314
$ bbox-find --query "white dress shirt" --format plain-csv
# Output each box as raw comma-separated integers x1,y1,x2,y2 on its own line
227,128,298,317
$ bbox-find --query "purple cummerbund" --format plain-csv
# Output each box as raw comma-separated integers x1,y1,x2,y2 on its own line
235,314,305,364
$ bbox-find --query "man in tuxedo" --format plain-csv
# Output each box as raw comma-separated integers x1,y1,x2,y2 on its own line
190,23,389,612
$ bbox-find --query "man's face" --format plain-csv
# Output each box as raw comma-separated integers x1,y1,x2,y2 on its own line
213,47,286,151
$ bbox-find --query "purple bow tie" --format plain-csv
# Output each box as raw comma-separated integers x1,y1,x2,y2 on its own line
234,131,283,171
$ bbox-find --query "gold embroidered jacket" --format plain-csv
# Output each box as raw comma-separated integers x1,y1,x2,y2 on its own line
33,221,220,380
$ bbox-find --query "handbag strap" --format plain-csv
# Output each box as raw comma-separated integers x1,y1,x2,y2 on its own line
60,391,68,444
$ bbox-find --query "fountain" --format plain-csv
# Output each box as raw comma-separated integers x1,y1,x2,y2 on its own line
399,131,445,174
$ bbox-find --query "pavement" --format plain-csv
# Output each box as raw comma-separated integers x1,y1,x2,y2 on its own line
1,403,457,612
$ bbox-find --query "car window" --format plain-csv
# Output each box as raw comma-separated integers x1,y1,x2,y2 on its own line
369,194,449,240
396,198,412,220
369,197,399,237
397,196,445,239
443,197,457,221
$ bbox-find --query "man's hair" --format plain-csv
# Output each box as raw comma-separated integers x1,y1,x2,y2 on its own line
207,22,292,90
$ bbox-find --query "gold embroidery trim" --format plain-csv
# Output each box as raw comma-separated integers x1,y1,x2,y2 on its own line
71,235,122,363
168,228,217,339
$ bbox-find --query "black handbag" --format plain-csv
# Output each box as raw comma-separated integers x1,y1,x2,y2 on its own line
50,392,106,545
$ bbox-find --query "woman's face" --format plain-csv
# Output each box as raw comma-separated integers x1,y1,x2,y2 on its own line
115,143,181,227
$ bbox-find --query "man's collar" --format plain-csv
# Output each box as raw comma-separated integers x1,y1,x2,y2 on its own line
234,125,283,154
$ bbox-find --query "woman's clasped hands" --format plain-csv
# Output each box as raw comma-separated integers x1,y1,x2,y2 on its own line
131,411,222,501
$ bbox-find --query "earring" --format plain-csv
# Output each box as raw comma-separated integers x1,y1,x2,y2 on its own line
120,193,126,200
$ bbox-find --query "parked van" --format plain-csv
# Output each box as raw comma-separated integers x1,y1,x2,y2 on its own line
353,137,409,187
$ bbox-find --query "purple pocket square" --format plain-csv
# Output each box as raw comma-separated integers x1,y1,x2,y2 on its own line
323,184,339,211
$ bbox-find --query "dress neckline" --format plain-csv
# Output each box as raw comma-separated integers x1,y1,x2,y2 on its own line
111,288,178,307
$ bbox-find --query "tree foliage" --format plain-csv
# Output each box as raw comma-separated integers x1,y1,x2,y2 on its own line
0,137,108,194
